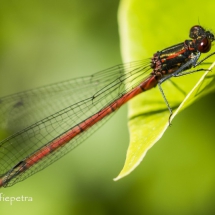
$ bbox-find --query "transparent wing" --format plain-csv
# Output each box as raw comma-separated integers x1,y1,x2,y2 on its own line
0,59,151,187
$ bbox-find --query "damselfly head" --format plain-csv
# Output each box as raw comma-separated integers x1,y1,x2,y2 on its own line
190,25,214,53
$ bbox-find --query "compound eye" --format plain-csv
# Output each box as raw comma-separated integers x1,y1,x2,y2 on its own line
198,37,211,53
189,25,205,39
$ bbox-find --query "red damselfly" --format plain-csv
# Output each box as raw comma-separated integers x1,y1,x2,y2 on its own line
0,25,214,188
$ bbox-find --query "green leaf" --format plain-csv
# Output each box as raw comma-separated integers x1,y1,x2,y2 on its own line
114,0,215,180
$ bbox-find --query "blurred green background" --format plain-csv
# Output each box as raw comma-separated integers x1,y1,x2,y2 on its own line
0,0,215,215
